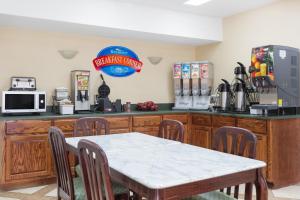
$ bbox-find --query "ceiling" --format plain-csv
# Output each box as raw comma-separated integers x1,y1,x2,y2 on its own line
110,0,278,17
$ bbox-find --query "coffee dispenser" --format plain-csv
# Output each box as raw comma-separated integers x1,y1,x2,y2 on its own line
191,62,214,109
216,79,232,111
249,45,300,113
71,70,91,112
233,78,247,112
234,62,248,82
173,63,192,109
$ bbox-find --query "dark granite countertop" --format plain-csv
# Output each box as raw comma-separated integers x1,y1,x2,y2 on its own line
0,109,299,121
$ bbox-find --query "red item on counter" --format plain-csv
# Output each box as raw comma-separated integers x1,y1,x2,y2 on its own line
136,101,159,111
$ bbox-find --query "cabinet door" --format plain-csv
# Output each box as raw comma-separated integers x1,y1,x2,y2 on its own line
189,126,211,149
5,135,53,181
255,133,268,177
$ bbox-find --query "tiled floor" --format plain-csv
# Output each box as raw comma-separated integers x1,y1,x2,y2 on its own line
0,183,299,200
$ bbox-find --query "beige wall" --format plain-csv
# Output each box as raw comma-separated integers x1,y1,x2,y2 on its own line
196,0,300,88
0,28,196,105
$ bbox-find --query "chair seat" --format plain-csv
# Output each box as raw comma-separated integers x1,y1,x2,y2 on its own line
75,164,128,195
73,177,85,200
185,191,236,200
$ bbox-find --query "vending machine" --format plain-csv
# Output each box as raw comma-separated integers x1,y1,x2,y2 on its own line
249,45,300,113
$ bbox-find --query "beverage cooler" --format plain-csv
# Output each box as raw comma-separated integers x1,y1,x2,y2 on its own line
172,61,213,110
249,45,300,112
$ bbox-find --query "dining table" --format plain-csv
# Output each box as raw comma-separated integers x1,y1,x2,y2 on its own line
65,132,268,200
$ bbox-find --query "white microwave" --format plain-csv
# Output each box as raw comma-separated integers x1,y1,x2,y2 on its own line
2,91,46,113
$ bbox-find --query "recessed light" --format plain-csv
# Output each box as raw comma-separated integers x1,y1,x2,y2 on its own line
184,0,211,6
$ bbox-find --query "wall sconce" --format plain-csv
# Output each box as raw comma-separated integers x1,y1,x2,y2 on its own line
147,56,163,65
58,50,78,59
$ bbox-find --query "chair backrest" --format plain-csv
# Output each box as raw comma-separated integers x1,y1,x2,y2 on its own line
74,117,110,136
78,139,115,200
212,126,257,199
48,126,74,200
158,119,184,142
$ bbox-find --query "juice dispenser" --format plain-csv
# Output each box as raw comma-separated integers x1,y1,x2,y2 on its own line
191,61,214,110
173,63,192,109
249,45,300,113
71,70,91,112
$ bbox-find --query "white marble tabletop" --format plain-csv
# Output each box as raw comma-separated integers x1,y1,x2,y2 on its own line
66,132,266,189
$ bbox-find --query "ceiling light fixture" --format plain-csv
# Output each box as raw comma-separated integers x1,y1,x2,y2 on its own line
184,0,211,6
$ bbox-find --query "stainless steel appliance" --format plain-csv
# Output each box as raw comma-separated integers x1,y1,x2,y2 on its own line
173,63,192,109
249,45,300,114
216,79,232,111
10,77,36,91
2,91,46,113
233,78,247,112
71,70,91,112
191,61,214,110
234,62,248,82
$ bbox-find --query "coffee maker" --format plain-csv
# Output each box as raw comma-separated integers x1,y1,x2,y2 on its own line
191,62,214,110
249,45,300,114
173,63,192,109
71,70,91,112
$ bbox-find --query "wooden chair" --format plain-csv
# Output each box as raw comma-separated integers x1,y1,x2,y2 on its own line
48,126,85,200
74,117,110,136
78,139,129,200
158,119,184,142
185,126,257,200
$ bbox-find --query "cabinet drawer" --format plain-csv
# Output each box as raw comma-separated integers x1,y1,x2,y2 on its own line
163,114,188,124
110,128,130,134
132,127,159,136
6,120,51,135
54,119,76,132
106,117,130,129
237,118,267,134
191,114,211,126
133,116,161,127
212,116,235,128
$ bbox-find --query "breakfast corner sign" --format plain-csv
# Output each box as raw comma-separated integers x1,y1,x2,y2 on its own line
93,46,143,77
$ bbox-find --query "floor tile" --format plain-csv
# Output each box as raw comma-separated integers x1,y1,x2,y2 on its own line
9,185,47,194
45,188,57,197
272,185,300,199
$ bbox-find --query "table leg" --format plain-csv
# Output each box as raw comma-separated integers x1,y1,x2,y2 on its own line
245,182,253,200
255,169,268,200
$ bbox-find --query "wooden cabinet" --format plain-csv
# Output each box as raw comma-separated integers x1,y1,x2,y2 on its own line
255,133,267,176
5,135,53,181
132,115,161,136
190,126,211,148
6,120,51,135
212,116,236,128
106,117,131,134
53,119,75,133
237,118,267,134
1,112,296,189
191,114,211,126
163,114,188,124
